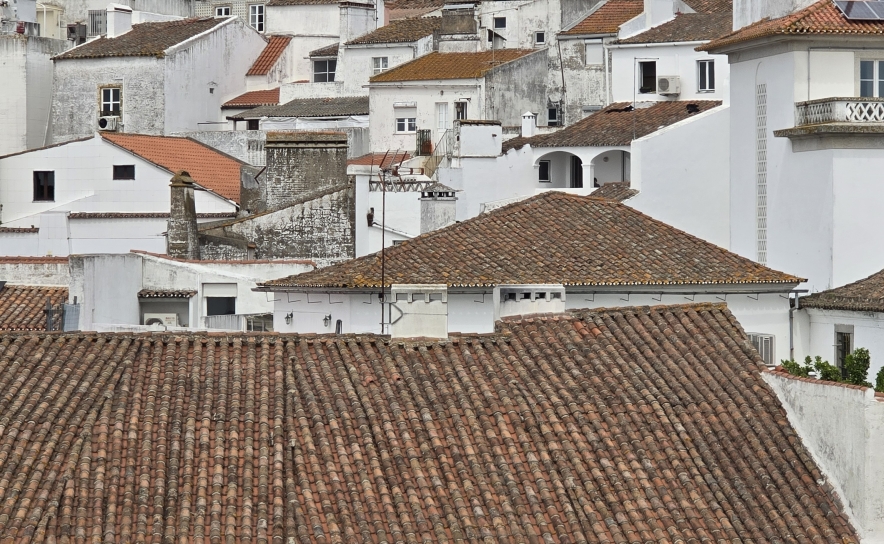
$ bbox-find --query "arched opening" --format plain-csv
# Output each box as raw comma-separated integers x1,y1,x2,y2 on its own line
589,150,631,187
535,151,587,188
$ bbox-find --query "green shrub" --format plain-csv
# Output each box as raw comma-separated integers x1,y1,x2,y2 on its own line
876,365,884,393
781,357,811,378
844,347,872,387
813,356,843,382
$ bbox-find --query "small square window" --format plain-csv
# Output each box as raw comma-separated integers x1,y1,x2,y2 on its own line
100,87,121,116
33,171,55,201
215,6,231,16
535,31,545,44
248,4,264,32
207,297,236,316
493,16,506,29
113,165,135,179
538,160,550,182
396,117,416,132
372,56,388,74
313,59,336,82
548,107,559,126
247,119,260,130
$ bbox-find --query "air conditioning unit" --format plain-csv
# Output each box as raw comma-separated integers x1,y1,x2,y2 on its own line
144,313,178,327
97,116,120,131
656,75,681,95
748,333,775,367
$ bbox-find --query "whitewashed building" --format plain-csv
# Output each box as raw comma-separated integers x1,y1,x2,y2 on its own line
258,190,803,361
49,15,267,142
703,0,884,294
0,133,243,256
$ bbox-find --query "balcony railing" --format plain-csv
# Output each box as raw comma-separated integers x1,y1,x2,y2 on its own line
795,97,884,126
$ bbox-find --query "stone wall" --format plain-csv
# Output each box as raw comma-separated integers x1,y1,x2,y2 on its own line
173,129,266,165
262,131,349,209
0,257,70,286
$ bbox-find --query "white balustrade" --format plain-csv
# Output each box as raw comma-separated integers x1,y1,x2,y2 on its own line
795,98,884,126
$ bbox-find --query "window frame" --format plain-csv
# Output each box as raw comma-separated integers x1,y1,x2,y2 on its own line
584,38,603,66
313,59,337,82
534,31,545,45
547,106,559,126
247,119,260,130
248,3,264,32
638,61,657,94
372,56,388,75
33,171,55,202
436,102,448,131
493,16,506,29
395,117,417,133
113,165,135,180
99,86,121,116
214,5,231,16
455,101,468,120
859,59,884,98
697,59,715,92
538,160,551,183
206,296,236,316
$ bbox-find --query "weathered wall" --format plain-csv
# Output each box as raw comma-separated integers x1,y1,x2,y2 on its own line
69,253,143,330
54,0,193,26
26,38,70,151
484,50,548,128
610,44,730,104
262,131,349,208
167,174,200,259
558,37,607,124
339,42,425,96
0,257,70,285
200,184,355,263
172,129,266,165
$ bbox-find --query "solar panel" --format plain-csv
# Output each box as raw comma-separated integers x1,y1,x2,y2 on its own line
834,0,884,20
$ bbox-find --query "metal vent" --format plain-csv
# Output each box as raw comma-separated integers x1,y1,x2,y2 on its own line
755,84,768,265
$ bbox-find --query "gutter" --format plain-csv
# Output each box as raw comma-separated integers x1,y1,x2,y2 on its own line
607,40,707,49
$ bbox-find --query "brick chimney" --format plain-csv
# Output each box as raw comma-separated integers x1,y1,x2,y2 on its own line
420,183,457,234
167,171,200,260
262,131,348,209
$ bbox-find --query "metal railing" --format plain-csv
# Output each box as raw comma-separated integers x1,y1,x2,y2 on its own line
415,129,433,156
45,300,80,331
369,179,436,192
423,129,453,180
795,97,884,126
203,313,273,331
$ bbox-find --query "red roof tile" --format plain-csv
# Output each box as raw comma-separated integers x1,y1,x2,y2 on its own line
800,267,884,312
221,87,281,108
0,256,69,264
247,35,291,75
0,303,860,542
561,0,644,35
347,151,411,167
370,49,538,82
618,11,732,43
591,180,639,200
701,0,884,50
308,42,339,56
54,17,224,59
0,284,67,330
0,227,38,233
346,16,441,44
101,133,243,203
261,191,803,288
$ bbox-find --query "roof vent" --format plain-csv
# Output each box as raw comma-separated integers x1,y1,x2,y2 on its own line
390,284,448,339
495,284,566,321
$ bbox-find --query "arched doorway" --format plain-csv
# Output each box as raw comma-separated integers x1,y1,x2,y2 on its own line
535,151,587,188
590,150,631,187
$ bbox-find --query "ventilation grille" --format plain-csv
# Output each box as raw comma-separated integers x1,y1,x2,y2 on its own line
755,84,768,265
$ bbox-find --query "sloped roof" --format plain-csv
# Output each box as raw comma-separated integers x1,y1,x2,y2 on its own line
309,42,339,57
0,303,860,542
801,268,884,312
346,16,441,44
54,17,224,59
261,191,802,289
591,181,639,201
101,133,243,203
221,88,281,108
617,10,732,43
701,0,884,51
347,151,411,167
370,49,537,82
0,284,67,331
682,0,732,13
561,0,643,35
232,95,369,119
503,100,721,151
247,35,291,75
385,0,445,19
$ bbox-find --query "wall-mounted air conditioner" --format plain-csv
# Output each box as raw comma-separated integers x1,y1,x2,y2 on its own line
97,116,120,131
656,76,680,95
144,313,178,327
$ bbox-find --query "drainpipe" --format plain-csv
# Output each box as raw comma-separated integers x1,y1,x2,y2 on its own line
603,38,610,106
789,294,800,361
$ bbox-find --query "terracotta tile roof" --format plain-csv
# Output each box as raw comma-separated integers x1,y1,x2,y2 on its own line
68,212,235,219
247,35,291,75
0,256,69,264
0,284,67,330
347,151,411,167
800,268,884,312
137,289,197,298
504,100,721,151
346,16,441,44
561,0,644,35
54,17,224,59
617,11,733,43
385,0,445,19
701,0,884,51
101,133,243,203
0,303,860,542
309,42,339,56
590,181,639,201
261,191,802,288
221,88,281,108
370,49,537,82
0,227,38,233
131,249,318,267
235,95,369,119
266,0,337,5
682,0,732,13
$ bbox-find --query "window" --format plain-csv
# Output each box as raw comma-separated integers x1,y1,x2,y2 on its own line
698,59,715,92
493,16,506,28
207,297,236,316
535,31,545,45
860,60,884,97
248,4,264,32
372,56,388,74
396,117,417,132
247,119,260,130
33,171,55,201
215,5,231,16
313,59,336,82
748,333,775,366
113,165,135,179
436,102,448,130
584,39,603,65
835,325,854,378
638,61,656,94
455,101,467,120
100,87,121,116
548,106,559,126
538,160,550,182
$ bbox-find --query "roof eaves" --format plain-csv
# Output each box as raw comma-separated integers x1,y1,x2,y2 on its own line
163,16,234,57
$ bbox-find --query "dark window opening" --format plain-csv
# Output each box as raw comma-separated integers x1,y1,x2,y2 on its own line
493,16,506,28
535,31,545,44
207,297,236,316
455,101,468,120
247,119,260,130
548,107,559,126
570,156,583,188
538,160,550,182
313,59,336,82
113,165,135,179
836,331,853,379
33,171,55,201
639,61,656,94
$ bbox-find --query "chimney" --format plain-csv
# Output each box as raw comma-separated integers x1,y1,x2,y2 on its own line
521,112,536,138
437,4,479,53
105,3,132,38
167,171,200,260
494,284,566,322
420,184,457,234
263,131,348,209
390,284,448,339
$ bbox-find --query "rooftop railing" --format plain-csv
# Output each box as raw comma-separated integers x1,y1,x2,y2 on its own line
795,97,884,126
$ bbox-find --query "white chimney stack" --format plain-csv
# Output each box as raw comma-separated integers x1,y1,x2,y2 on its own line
494,284,566,322
106,3,132,38
390,284,448,339
521,112,536,138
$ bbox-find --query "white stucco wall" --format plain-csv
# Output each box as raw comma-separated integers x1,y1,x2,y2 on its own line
0,258,70,285
340,42,426,96
266,4,341,80
733,0,818,30
610,43,729,104
794,308,884,383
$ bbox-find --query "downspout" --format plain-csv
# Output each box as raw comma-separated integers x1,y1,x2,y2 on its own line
603,38,610,106
557,38,566,123
789,294,800,361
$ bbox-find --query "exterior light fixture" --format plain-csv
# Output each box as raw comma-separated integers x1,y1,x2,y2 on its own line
323,314,332,327
284,312,293,325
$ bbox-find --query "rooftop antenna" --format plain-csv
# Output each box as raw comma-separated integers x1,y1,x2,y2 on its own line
377,148,401,334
